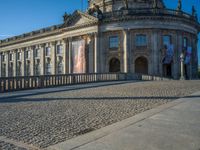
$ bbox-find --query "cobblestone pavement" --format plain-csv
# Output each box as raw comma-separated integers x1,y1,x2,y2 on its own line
0,140,27,150
0,80,200,149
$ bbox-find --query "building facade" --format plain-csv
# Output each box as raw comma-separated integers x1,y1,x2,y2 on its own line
0,0,199,79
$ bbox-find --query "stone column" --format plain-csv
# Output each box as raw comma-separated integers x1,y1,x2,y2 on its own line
21,49,26,76
13,50,17,77
61,39,67,74
5,52,9,77
68,38,72,74
193,36,198,78
123,30,128,73
177,32,183,78
151,30,159,75
0,53,2,77
40,44,45,75
30,47,34,76
94,33,99,73
172,32,179,79
51,42,56,75
88,35,94,73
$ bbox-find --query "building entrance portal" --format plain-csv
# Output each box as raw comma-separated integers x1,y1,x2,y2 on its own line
109,58,120,72
163,64,172,77
135,57,148,74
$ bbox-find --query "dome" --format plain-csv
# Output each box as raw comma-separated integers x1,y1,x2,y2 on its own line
88,0,165,12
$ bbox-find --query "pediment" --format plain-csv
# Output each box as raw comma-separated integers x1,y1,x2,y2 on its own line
64,11,98,27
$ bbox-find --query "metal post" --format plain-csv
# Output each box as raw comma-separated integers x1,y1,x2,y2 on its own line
180,52,185,80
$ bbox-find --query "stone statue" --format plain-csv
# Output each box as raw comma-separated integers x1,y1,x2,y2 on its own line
177,0,182,11
124,0,129,9
87,3,103,20
153,0,158,9
192,5,196,16
63,12,71,23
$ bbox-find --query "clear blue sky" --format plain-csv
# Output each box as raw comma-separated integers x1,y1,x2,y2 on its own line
0,0,199,63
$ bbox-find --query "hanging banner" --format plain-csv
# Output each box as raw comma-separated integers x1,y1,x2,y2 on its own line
72,39,86,73
163,44,174,64
185,46,192,64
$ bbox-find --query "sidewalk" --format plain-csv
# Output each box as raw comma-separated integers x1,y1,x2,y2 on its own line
49,91,200,150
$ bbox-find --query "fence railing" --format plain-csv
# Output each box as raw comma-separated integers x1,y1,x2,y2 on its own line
0,73,172,93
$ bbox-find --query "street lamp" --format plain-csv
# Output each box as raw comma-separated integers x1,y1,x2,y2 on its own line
180,52,185,80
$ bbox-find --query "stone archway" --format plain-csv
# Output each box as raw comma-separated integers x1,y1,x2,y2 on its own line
109,58,120,73
163,64,172,77
135,56,148,74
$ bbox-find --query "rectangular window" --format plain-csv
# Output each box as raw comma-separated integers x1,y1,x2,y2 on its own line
58,63,63,74
46,47,51,56
2,64,6,77
2,55,5,62
26,51,30,59
17,62,22,76
35,49,40,58
9,53,13,61
183,37,188,48
46,63,51,75
35,60,40,75
26,62,31,76
57,45,63,54
109,36,119,49
163,35,171,47
9,63,13,77
17,52,22,60
136,35,147,46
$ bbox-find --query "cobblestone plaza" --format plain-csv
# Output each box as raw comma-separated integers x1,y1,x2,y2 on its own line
0,80,200,149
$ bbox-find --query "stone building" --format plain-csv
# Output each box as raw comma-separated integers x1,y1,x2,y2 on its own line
0,0,199,79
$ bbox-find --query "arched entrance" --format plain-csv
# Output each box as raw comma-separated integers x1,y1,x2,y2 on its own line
163,64,172,77
109,58,120,72
135,57,148,74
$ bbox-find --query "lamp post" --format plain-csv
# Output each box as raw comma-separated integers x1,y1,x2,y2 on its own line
180,52,185,80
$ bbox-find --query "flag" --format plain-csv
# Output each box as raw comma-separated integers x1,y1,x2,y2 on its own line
72,39,86,73
163,44,174,64
185,46,192,64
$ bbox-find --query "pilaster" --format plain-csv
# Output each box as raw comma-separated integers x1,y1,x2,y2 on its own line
151,30,159,75
62,39,67,74
88,35,94,73
5,52,9,77
40,44,45,75
94,33,99,73
51,42,56,75
13,50,17,77
0,53,2,77
123,30,128,73
30,46,34,76
68,38,72,74
21,48,26,76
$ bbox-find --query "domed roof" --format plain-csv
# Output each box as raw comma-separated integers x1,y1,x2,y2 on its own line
88,0,165,12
